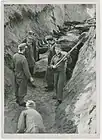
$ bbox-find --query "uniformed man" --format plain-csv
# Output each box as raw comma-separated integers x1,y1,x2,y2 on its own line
17,100,45,133
50,46,71,106
22,31,38,76
45,39,56,91
12,43,34,107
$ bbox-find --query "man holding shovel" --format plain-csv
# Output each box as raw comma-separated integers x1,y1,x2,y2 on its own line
50,46,71,106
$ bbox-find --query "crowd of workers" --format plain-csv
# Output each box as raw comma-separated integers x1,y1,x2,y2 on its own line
12,30,72,133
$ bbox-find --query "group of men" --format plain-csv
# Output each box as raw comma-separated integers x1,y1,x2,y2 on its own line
12,30,71,133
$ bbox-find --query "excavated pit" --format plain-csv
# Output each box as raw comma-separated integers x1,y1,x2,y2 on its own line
4,4,96,134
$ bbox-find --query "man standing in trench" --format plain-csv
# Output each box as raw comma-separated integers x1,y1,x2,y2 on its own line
50,46,72,106
25,35,35,76
22,31,37,76
12,43,34,107
45,38,56,92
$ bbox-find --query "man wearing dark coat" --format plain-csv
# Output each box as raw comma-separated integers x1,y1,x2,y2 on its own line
45,39,56,91
22,31,37,76
12,43,34,107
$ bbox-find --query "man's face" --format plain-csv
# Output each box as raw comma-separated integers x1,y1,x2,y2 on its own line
55,47,61,57
27,38,33,46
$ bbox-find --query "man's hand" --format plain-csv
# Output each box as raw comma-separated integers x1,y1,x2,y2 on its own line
52,65,56,69
30,77,34,83
63,57,67,61
48,65,57,69
67,54,70,58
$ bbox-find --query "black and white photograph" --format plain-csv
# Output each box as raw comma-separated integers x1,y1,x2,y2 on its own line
1,0,100,138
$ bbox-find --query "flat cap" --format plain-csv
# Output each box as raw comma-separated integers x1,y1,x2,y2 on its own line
18,43,27,50
26,100,36,108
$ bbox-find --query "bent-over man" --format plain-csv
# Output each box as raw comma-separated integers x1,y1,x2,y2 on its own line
17,100,45,133
12,43,34,107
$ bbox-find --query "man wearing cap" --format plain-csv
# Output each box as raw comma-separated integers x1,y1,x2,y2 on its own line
22,31,37,76
50,46,72,106
45,39,56,92
12,43,34,107
24,36,35,76
17,100,45,133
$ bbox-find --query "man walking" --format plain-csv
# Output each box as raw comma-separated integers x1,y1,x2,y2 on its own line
22,31,37,76
24,36,35,76
17,100,45,133
12,43,34,107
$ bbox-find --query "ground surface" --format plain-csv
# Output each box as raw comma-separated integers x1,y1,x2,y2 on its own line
4,78,58,133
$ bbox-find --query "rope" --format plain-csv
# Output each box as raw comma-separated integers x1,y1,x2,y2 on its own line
54,36,85,68
63,27,95,90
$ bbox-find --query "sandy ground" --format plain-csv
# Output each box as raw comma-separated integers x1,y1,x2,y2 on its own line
4,78,58,133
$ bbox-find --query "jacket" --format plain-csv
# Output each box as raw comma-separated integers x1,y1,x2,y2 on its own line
48,45,56,65
17,108,45,133
13,53,31,80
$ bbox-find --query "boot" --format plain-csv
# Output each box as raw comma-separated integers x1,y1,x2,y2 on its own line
55,100,62,106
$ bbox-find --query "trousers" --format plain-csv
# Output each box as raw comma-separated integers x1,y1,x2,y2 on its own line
45,67,54,88
54,70,65,101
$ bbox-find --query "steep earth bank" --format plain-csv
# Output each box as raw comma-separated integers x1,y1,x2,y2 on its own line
55,27,96,134
4,4,91,99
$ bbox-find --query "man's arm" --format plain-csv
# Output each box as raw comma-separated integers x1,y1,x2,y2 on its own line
30,45,35,64
17,111,26,133
12,55,15,72
22,58,32,80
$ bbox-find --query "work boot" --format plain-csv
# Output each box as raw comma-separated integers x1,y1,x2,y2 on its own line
44,86,49,89
55,100,62,106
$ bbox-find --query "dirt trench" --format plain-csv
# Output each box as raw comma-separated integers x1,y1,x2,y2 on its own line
4,77,59,133
4,40,84,134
